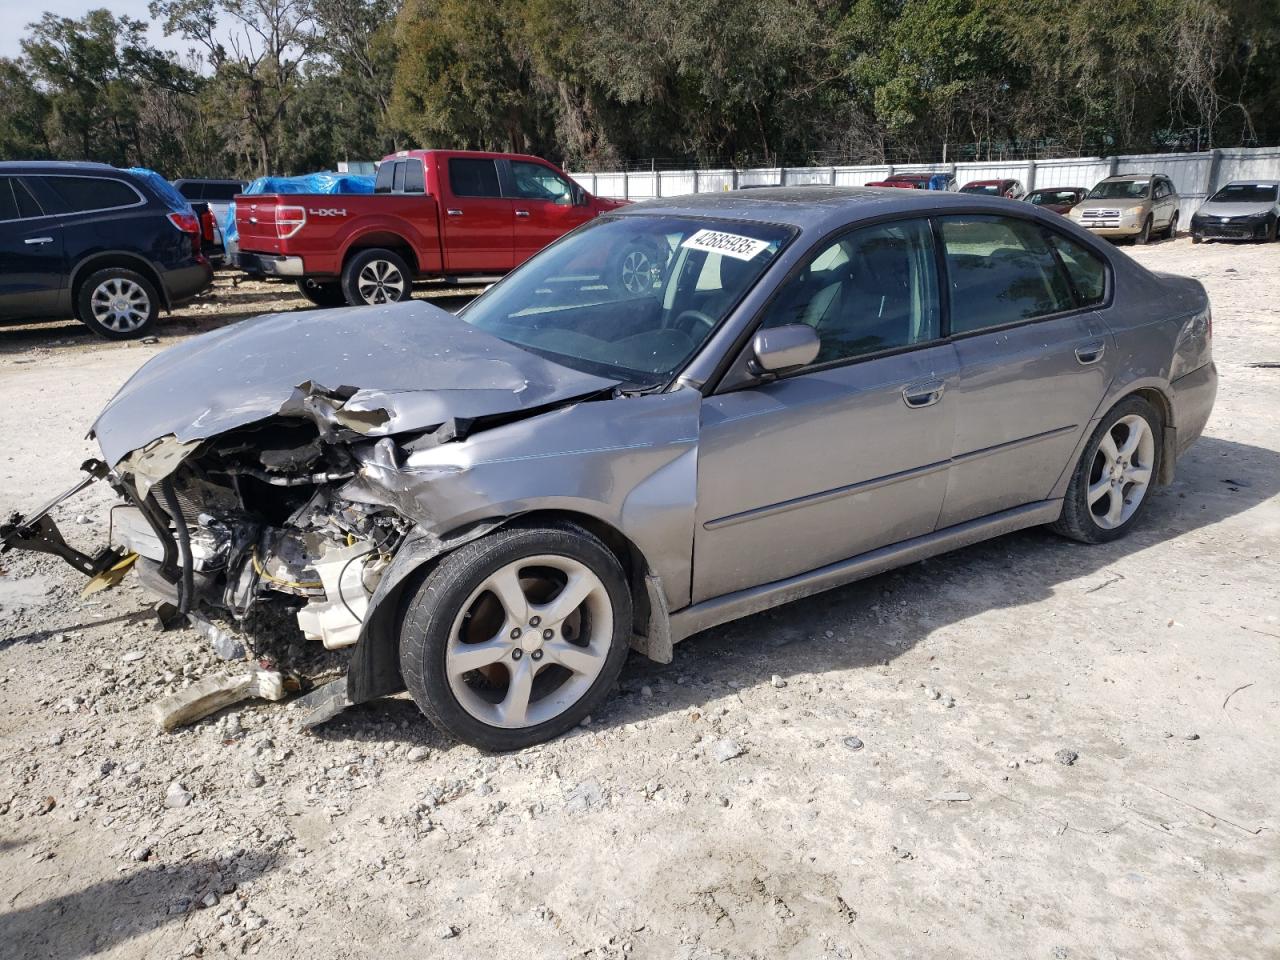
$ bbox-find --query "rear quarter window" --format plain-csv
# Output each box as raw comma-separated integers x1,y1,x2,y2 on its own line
42,176,142,213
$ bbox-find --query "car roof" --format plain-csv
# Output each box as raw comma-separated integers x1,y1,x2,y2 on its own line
0,160,125,175
1221,179,1280,187
963,179,1012,186
173,178,246,185
610,186,1046,232
1101,173,1160,181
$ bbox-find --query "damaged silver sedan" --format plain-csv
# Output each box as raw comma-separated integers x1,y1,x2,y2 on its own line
2,188,1217,749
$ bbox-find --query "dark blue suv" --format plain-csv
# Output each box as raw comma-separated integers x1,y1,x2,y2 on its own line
0,162,213,339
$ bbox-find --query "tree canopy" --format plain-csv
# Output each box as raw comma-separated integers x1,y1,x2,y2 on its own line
2,0,1277,178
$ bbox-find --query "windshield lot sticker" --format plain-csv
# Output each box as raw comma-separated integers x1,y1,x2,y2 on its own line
681,229,771,261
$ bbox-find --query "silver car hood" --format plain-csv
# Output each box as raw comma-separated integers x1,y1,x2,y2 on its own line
1197,201,1275,217
91,301,620,469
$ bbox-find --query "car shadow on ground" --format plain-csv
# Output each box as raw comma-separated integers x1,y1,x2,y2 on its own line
0,853,277,959
314,434,1280,753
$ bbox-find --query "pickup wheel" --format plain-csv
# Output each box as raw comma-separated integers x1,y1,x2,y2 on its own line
296,278,347,308
607,240,665,297
341,249,413,306
76,268,160,340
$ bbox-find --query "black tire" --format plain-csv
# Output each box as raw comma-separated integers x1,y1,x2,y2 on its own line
1191,234,1202,245
296,278,347,307
1165,211,1178,240
607,240,666,297
1268,217,1279,243
1051,396,1163,544
1135,215,1153,245
75,267,160,340
340,248,413,306
399,521,632,751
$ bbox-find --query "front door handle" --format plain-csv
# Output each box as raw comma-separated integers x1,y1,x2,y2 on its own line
902,379,945,408
515,209,530,218
1075,340,1106,365
24,237,54,245
447,208,463,217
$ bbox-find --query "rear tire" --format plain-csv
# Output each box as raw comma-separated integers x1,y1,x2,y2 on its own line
340,248,413,306
1051,396,1163,544
76,267,160,340
296,278,347,308
399,521,632,751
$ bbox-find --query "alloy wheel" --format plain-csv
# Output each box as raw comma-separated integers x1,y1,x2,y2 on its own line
1087,413,1155,530
445,555,613,729
90,278,151,334
619,248,655,295
356,259,406,304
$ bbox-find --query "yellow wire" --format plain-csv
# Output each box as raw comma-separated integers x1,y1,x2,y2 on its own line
251,548,323,590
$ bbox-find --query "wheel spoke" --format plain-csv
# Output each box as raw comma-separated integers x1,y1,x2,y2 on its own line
1124,466,1152,486
1087,477,1111,505
534,571,595,626
542,640,605,675
495,658,535,726
484,565,530,624
1098,432,1119,465
1118,422,1145,456
1105,488,1125,526
448,638,513,675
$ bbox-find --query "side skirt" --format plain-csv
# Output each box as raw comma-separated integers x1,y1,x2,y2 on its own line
668,500,1063,645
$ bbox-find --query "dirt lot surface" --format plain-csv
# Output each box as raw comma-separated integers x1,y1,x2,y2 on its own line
1,245,1277,959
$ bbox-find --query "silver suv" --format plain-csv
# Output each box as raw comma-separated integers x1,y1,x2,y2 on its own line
1069,174,1180,244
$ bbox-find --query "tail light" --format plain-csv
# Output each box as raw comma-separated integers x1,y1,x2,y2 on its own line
276,205,307,239
199,209,216,243
167,211,201,234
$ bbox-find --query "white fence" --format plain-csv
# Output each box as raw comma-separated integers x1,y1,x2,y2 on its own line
571,146,1280,223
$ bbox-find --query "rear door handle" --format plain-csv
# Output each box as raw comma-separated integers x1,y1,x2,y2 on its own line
447,208,463,217
1075,340,1106,365
902,379,945,408
24,237,53,245
515,209,530,218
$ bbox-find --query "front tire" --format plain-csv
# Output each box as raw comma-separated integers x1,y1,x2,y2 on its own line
1052,396,1163,544
399,522,632,751
296,278,347,307
1135,216,1153,245
76,268,160,340
341,248,413,306
1165,211,1178,240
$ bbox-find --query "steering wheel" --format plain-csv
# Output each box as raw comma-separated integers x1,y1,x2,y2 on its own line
672,309,716,338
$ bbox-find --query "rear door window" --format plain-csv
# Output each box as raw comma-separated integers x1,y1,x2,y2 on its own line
938,216,1076,333
42,176,141,213
448,158,502,198
1047,232,1107,307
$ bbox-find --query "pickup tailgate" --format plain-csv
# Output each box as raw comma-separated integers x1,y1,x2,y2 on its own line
235,194,306,255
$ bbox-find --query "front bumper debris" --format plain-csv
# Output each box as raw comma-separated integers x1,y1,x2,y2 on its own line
0,459,125,578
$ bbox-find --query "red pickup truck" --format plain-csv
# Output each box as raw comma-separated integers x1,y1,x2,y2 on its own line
235,150,628,306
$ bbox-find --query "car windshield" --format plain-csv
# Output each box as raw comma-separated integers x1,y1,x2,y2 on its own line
1088,180,1150,200
460,215,793,387
1209,183,1278,204
1028,190,1077,205
960,184,1001,195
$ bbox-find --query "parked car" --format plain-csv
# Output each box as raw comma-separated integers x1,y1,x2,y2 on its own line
865,173,956,191
1069,174,1180,244
234,150,627,307
3,186,1217,750
173,178,247,264
960,179,1026,199
0,162,213,339
1025,187,1086,215
1189,180,1280,243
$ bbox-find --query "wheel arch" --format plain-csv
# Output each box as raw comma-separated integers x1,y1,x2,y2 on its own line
340,232,420,276
70,253,170,310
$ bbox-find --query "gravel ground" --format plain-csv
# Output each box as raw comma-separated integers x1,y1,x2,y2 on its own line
1,242,1278,960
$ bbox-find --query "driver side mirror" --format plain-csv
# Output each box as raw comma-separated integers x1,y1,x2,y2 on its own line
749,324,820,375
572,185,588,206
